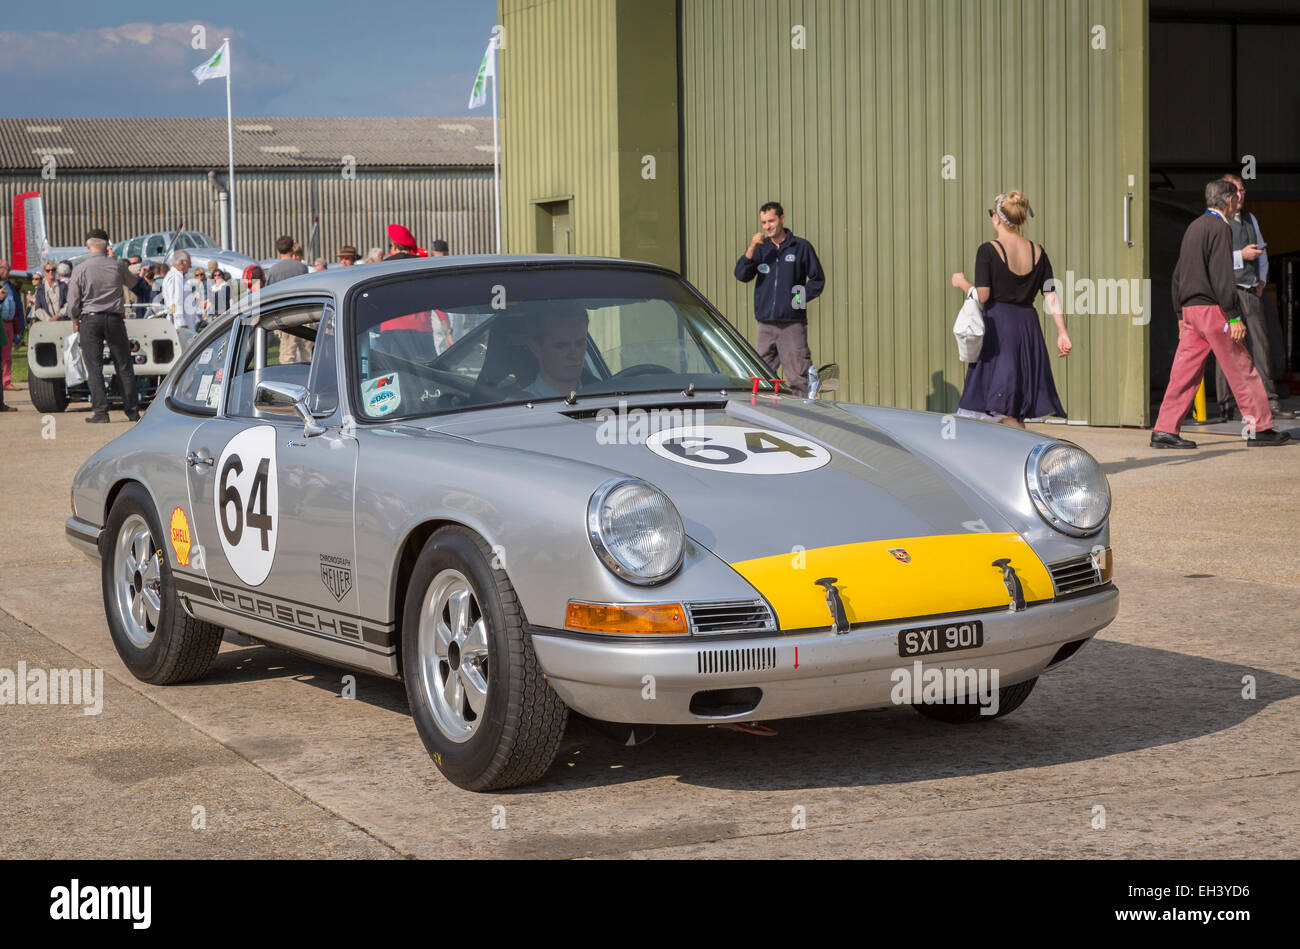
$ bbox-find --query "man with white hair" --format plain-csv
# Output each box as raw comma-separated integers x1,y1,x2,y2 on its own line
163,250,200,332
65,228,140,422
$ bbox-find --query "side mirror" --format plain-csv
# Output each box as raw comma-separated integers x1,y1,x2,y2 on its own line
807,362,840,400
254,379,325,436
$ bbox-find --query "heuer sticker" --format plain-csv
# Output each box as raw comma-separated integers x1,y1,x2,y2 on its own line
320,554,353,602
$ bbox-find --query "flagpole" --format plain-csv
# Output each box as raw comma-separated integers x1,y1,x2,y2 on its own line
224,39,236,254
490,43,501,255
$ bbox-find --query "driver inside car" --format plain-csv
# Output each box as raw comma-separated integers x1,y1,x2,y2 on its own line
524,310,589,398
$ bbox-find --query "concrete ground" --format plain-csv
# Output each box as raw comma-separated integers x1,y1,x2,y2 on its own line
1,390,1296,859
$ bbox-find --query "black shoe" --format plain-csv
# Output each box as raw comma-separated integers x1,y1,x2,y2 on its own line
125,412,141,422
85,414,110,424
0,404,15,413
1247,429,1293,447
1151,431,1197,449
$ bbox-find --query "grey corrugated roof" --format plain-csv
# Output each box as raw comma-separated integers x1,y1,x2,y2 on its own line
0,117,494,170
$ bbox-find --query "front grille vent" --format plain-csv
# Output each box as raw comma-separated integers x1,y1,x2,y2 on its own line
1049,554,1103,595
697,646,778,675
685,599,776,635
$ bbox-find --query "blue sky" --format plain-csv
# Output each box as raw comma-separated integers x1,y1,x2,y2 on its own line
0,0,499,117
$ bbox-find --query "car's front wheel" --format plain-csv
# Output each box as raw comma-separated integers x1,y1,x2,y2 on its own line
402,526,568,790
28,374,68,413
102,484,224,684
910,676,1038,723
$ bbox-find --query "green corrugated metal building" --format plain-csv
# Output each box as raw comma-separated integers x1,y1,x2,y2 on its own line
499,0,1151,425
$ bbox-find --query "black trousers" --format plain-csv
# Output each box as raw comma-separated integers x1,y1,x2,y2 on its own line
80,312,138,416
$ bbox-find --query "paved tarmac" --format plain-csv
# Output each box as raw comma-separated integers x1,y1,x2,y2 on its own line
1,390,1296,858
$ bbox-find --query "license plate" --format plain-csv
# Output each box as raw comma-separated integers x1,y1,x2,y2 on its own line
898,620,984,657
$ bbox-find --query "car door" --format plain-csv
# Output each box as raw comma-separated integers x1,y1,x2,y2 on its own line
182,298,368,666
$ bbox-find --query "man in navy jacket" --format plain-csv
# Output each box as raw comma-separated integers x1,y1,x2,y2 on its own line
734,202,825,396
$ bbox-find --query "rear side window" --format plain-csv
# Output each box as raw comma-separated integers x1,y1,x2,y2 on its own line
170,330,231,413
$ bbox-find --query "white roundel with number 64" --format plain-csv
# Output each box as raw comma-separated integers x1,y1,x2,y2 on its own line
646,425,831,474
213,425,279,586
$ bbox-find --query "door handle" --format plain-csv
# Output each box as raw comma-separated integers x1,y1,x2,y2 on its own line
1123,191,1134,247
187,452,214,468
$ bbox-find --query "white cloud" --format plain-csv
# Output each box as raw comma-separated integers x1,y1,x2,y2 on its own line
0,22,293,114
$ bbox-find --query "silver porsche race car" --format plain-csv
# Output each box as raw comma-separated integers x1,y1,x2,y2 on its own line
66,256,1118,790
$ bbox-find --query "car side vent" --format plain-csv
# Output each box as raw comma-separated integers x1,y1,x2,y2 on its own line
685,599,776,635
1048,554,1103,596
697,646,778,675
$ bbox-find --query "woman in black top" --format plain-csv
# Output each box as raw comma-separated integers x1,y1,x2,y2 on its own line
951,190,1071,427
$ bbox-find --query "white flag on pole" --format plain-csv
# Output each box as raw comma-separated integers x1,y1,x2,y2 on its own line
193,40,230,84
467,38,496,109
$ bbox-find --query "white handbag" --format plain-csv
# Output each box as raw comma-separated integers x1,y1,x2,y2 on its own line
953,287,985,363
63,332,88,387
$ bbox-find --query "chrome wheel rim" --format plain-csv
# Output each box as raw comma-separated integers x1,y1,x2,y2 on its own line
114,514,162,648
418,569,490,743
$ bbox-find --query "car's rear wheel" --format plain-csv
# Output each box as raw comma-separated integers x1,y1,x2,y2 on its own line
28,374,68,413
910,676,1038,723
402,526,568,790
102,484,224,684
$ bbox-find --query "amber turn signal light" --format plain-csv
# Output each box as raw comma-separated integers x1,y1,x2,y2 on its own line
1095,547,1114,584
565,601,688,635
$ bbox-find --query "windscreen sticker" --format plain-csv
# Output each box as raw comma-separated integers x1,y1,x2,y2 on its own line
195,374,213,403
204,380,223,409
169,507,192,567
213,425,279,586
646,425,831,474
198,349,213,365
361,372,402,417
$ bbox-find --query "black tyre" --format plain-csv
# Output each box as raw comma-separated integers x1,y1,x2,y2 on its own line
102,484,224,684
911,676,1038,724
28,374,68,413
402,526,568,791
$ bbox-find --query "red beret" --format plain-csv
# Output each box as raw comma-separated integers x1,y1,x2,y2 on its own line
387,224,416,249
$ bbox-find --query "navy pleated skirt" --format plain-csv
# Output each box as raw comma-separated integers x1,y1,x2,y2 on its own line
957,301,1065,421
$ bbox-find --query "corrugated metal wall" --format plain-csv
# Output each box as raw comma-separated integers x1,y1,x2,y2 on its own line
0,169,494,263
500,0,622,256
680,0,1149,425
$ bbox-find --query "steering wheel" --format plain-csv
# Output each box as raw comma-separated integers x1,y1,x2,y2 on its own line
611,363,674,379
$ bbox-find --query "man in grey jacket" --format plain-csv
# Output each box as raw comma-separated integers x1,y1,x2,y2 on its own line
65,229,140,423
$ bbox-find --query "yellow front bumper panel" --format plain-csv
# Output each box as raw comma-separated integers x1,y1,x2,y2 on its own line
730,533,1055,631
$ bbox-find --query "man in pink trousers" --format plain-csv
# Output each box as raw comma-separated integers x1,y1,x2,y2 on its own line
1151,178,1291,448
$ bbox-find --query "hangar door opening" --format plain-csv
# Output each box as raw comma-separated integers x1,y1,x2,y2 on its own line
1149,1,1300,411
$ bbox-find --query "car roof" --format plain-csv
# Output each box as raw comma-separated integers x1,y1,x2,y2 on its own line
248,254,681,301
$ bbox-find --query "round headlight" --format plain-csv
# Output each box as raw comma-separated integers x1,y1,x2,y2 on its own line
587,479,685,584
1025,442,1111,536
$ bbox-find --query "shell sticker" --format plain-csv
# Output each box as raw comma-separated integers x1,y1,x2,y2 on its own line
169,506,192,567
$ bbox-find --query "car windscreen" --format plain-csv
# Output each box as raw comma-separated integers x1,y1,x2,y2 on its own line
350,267,776,421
